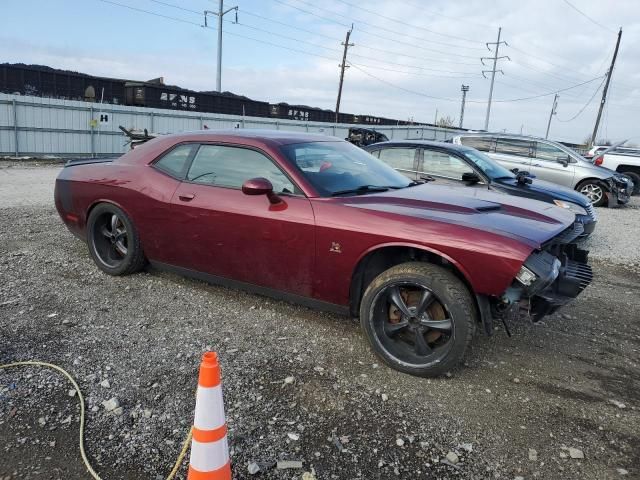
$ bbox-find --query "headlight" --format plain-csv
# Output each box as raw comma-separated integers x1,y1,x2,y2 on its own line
515,265,537,286
553,199,588,216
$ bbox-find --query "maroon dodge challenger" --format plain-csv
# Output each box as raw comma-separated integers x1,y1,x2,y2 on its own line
55,130,592,376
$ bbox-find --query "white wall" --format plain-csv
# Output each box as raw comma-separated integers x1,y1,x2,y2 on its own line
0,93,461,157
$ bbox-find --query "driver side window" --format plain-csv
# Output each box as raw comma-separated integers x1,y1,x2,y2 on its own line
187,145,299,194
421,150,475,180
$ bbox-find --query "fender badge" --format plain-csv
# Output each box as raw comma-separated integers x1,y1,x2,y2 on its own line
329,242,342,254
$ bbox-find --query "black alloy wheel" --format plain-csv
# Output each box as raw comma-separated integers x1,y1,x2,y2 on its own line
360,262,475,377
87,203,145,275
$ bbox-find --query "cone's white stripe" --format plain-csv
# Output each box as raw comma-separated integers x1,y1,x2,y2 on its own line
189,436,229,472
193,385,226,431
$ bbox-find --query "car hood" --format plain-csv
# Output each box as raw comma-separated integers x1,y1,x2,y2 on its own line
496,177,590,206
577,161,617,179
337,183,575,247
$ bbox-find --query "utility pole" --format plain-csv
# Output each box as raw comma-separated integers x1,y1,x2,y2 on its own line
335,25,354,123
434,108,438,125
204,1,238,93
545,93,559,139
459,85,469,128
591,28,622,146
481,27,509,131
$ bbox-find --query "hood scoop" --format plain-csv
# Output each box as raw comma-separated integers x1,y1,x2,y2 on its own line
475,204,501,212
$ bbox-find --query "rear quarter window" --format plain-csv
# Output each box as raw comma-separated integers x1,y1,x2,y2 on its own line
153,144,195,179
459,136,496,152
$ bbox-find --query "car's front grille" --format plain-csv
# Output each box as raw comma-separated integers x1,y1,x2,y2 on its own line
548,222,584,246
585,202,597,221
559,259,593,297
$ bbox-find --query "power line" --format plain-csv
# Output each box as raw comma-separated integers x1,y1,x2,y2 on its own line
102,0,483,77
348,62,606,104
272,0,485,56
152,0,481,67
332,0,484,45
353,63,482,78
556,76,606,122
400,0,494,29
98,0,338,61
562,0,617,34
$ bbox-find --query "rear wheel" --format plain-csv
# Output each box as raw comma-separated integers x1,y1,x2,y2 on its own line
87,203,145,275
621,171,640,195
577,179,607,207
360,262,476,377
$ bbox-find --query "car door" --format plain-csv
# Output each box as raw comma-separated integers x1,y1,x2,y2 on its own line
490,137,534,172
528,141,576,187
375,147,420,180
418,148,481,188
170,143,316,297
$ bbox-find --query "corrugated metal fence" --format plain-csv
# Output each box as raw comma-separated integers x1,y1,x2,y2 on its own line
0,93,460,157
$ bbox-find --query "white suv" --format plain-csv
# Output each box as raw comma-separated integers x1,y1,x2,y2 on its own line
589,142,640,194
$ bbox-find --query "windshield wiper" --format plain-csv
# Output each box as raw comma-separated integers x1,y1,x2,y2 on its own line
330,185,391,196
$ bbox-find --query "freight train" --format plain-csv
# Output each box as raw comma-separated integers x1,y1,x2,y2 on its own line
1,63,429,127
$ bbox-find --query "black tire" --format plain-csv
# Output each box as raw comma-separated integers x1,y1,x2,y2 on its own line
359,262,476,377
621,171,640,195
86,203,146,276
576,179,608,207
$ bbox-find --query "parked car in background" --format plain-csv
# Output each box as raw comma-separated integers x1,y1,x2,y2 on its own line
589,141,640,194
450,133,633,207
365,140,597,238
55,130,592,377
585,143,640,160
346,127,389,147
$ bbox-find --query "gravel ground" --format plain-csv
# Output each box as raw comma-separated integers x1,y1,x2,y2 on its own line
1,164,639,479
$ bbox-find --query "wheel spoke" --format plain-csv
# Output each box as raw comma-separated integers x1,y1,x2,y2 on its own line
110,214,119,234
114,240,127,256
414,330,432,356
388,286,412,317
385,320,409,336
415,290,434,318
420,318,452,332
100,226,112,238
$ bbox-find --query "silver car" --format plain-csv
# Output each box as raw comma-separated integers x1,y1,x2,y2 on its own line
450,133,633,207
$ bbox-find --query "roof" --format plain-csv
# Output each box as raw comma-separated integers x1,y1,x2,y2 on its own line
453,132,552,142
366,140,471,152
158,129,342,146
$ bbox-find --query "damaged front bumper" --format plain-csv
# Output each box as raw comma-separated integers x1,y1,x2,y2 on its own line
606,174,634,206
480,222,593,333
524,244,592,320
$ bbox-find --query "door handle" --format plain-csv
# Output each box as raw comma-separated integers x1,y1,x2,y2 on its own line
178,193,195,202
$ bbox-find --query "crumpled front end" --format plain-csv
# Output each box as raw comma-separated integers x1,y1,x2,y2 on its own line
494,221,592,323
606,174,634,206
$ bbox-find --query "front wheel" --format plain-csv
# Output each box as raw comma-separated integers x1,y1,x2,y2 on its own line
577,179,608,207
360,262,476,377
86,203,146,276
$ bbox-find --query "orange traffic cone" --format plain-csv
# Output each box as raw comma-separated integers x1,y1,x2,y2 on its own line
187,352,231,480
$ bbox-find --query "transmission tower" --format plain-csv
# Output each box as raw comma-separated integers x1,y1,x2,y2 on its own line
481,27,509,130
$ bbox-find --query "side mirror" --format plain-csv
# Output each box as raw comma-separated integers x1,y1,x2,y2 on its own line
516,171,534,185
556,156,570,167
242,177,281,204
461,172,481,184
510,168,519,174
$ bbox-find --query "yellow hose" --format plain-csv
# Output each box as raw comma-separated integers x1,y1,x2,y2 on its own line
0,361,192,480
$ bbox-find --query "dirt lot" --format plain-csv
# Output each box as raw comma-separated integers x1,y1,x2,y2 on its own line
1,164,639,479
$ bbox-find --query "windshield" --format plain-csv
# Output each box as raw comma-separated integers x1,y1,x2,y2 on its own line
462,149,515,179
280,141,411,196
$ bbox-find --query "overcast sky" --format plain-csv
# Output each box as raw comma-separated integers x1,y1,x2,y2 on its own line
2,0,638,144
